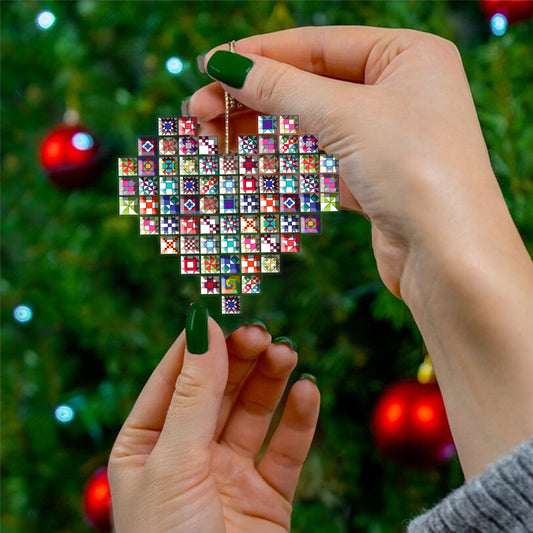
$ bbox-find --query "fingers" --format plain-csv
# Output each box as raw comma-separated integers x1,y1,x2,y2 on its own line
219,341,298,458
256,377,320,502
155,311,229,456
214,323,272,438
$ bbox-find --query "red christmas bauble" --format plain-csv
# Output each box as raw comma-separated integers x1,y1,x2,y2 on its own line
83,467,113,531
371,379,455,468
40,124,103,189
480,0,533,23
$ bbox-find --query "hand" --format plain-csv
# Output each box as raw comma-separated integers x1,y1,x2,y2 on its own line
108,306,320,532
189,27,533,478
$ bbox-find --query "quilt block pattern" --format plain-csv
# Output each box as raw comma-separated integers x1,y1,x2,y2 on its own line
118,115,340,314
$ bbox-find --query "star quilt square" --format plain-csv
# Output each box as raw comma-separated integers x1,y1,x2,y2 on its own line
281,234,300,252
239,155,258,175
220,176,239,194
179,136,198,155
200,235,219,254
199,155,219,175
180,176,199,195
221,295,241,314
181,236,200,254
201,275,220,294
258,116,277,134
279,155,299,174
220,215,239,234
221,235,240,254
159,117,177,136
220,195,239,214
260,176,279,193
320,153,339,173
179,117,198,136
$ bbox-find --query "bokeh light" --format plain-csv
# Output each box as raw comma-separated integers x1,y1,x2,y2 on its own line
72,132,94,151
36,10,56,30
13,304,33,323
490,13,508,36
166,56,184,75
55,404,75,424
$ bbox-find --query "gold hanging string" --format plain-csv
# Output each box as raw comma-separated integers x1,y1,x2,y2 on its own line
224,40,236,155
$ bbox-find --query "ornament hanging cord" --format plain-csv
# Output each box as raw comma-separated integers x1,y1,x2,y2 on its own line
224,40,236,155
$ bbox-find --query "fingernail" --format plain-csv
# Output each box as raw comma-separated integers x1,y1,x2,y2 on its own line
186,303,209,355
243,318,271,333
272,336,298,352
206,50,253,89
196,53,207,74
298,373,318,385
181,96,191,117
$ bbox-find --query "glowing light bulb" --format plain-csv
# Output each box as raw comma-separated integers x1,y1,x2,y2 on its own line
13,304,33,323
55,404,75,423
166,56,184,75
36,10,56,30
491,13,508,36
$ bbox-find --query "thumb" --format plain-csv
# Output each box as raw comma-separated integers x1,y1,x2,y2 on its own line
156,303,228,455
205,49,352,142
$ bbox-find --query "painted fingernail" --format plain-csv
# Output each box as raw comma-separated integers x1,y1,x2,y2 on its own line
243,318,271,333
206,50,253,89
196,53,207,74
181,96,191,117
273,336,298,352
298,373,318,385
186,303,209,355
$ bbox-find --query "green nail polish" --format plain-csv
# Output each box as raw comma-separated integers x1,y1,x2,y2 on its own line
186,303,209,354
243,318,271,333
299,373,318,385
273,336,298,352
206,50,253,89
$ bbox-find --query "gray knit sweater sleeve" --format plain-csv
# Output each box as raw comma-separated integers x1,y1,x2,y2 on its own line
407,437,533,532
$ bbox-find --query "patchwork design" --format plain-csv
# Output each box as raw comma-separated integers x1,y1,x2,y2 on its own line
119,115,340,313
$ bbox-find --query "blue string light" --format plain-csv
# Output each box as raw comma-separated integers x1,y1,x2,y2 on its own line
490,13,508,36
13,304,33,323
166,56,184,75
36,10,56,31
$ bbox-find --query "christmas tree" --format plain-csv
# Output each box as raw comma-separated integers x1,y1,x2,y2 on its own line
2,1,532,531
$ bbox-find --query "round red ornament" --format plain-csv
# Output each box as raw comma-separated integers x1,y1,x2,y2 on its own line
480,0,533,23
83,467,113,531
40,124,103,189
371,379,455,468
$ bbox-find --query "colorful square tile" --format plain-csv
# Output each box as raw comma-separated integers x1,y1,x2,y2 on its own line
241,194,260,214
221,235,240,254
181,255,200,274
119,157,138,176
159,117,178,136
140,216,158,235
198,136,218,155
281,234,300,252
138,137,157,156
200,195,218,215
261,254,281,273
160,236,179,254
260,214,279,233
241,235,260,253
220,176,239,194
241,254,261,273
242,275,261,294
300,174,319,193
238,135,258,154
280,194,299,213
261,234,280,253
279,155,299,174
199,176,219,195
139,176,158,195
259,135,278,154
279,135,298,154
181,236,200,254
140,196,159,215
300,154,319,174
240,176,259,194
240,215,260,234
179,117,198,136
222,275,240,294
301,214,321,233
239,155,258,175
220,254,240,274
280,175,299,194
200,235,219,254
258,116,277,134
320,193,340,212
160,195,179,214
220,195,239,214
219,155,238,175
280,214,299,233
120,177,138,195
201,255,220,274
200,215,220,234
260,194,279,213
160,177,179,195
279,115,299,134
180,156,198,175
221,215,239,234
259,154,278,174
201,275,220,294
180,176,199,195
321,174,340,193
300,193,320,213
119,196,139,215
139,157,157,176
160,216,180,235
320,153,339,173
299,134,318,153
260,176,279,193
179,136,198,155
221,295,241,314
180,216,199,235
199,155,219,175
180,196,199,214
160,137,178,155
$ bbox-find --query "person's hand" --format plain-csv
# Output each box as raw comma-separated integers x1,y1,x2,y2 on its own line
188,27,533,478
108,304,320,532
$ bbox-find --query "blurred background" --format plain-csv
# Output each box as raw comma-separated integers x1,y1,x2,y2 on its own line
1,1,532,531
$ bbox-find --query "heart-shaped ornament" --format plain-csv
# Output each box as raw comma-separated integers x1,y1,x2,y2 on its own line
118,115,340,314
